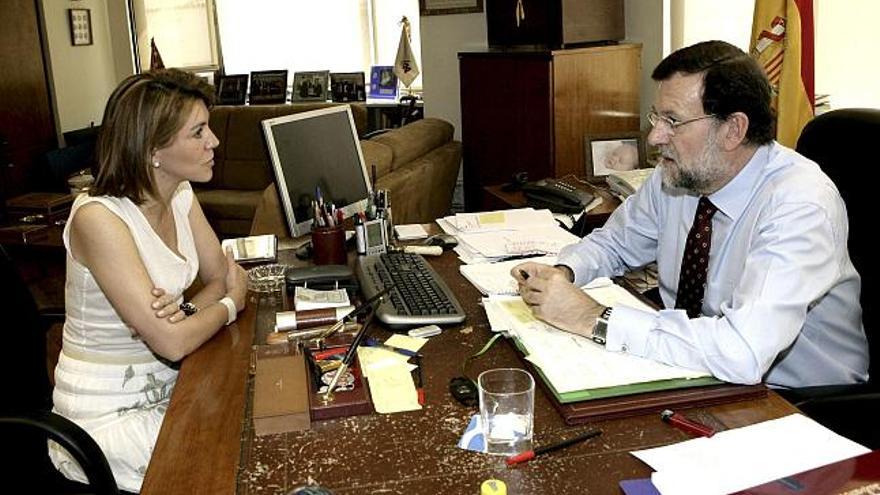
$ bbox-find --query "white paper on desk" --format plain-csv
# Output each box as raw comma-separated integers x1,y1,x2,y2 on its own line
632,413,870,495
456,225,578,259
394,224,429,240
460,255,557,295
450,208,555,233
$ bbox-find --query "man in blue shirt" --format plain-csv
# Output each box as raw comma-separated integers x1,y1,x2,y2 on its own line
514,40,868,389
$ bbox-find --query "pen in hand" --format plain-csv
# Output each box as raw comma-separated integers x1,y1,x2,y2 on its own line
518,269,530,280
506,429,602,466
660,409,716,437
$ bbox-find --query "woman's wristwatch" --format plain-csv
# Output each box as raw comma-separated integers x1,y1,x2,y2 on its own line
179,302,198,316
591,306,613,345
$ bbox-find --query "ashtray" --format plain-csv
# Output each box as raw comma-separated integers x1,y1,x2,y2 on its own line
247,264,286,293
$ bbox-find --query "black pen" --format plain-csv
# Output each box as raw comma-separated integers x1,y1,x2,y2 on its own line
322,310,376,400
506,429,602,466
518,269,530,280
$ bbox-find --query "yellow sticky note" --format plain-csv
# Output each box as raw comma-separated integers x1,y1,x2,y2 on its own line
385,334,427,352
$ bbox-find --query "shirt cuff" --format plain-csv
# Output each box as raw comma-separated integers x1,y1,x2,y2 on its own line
604,305,656,356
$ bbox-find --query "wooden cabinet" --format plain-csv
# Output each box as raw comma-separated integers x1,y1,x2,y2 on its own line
459,43,640,210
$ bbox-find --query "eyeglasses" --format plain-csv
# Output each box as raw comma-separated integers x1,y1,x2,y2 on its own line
647,110,717,133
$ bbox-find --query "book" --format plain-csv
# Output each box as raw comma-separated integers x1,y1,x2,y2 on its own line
221,234,277,263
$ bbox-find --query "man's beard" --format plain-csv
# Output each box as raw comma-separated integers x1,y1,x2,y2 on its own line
660,129,729,195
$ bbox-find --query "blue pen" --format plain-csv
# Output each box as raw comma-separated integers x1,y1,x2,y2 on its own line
364,337,421,358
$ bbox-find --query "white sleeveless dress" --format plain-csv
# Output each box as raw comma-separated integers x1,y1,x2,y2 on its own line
49,182,199,493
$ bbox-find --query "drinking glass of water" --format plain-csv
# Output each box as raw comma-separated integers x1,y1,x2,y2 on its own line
478,368,534,456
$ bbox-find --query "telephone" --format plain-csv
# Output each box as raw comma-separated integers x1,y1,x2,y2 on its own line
521,178,595,213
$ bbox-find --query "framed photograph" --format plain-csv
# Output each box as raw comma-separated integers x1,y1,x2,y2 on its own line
369,66,398,100
292,71,330,102
330,72,366,102
216,74,248,105
419,0,484,16
68,9,93,46
584,131,647,182
249,70,288,104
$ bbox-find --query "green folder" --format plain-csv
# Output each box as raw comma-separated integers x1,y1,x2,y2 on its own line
511,337,723,404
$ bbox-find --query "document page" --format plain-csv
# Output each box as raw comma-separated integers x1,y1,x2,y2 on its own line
632,413,870,495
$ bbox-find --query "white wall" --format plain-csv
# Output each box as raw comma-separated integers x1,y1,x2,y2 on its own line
815,0,880,108
625,0,666,129
40,0,120,134
419,13,486,141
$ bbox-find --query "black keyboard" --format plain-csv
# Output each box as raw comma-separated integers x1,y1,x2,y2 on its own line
356,252,466,329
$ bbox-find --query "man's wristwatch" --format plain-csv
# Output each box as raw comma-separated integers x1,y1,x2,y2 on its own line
179,302,198,316
591,306,613,345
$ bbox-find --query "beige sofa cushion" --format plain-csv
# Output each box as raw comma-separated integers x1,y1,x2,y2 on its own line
371,118,454,170
359,140,393,180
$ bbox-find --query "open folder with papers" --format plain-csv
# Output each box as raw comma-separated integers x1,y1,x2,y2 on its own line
481,278,766,423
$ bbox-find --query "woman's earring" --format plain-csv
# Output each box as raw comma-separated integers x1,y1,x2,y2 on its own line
152,160,161,168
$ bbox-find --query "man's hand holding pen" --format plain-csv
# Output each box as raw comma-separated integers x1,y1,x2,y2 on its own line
512,261,604,338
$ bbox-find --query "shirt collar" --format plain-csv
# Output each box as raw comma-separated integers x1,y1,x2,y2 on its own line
707,143,774,220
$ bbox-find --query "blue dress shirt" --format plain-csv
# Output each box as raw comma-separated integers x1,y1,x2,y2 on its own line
558,143,868,388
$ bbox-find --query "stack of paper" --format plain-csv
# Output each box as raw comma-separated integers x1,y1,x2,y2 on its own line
436,208,579,264
631,414,870,495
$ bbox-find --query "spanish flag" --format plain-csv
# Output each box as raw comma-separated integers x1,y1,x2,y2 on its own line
750,0,814,147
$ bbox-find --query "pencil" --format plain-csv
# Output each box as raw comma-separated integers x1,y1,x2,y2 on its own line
506,429,602,466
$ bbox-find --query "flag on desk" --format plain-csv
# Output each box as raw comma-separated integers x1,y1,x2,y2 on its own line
150,37,165,70
750,0,814,147
393,16,420,88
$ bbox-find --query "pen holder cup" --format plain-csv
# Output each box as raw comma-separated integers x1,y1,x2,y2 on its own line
311,225,347,266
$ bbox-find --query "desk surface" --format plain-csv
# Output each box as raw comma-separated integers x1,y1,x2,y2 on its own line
142,249,798,495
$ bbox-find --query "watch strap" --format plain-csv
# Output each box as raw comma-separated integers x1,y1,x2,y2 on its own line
591,306,613,345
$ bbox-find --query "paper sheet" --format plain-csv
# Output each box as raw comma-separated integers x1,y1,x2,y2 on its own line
459,255,557,295
394,224,429,240
357,345,421,414
631,414,870,495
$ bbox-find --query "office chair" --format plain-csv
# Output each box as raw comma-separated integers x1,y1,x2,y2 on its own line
788,108,880,449
0,245,119,494
397,95,423,127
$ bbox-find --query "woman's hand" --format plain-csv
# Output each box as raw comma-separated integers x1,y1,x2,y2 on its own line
224,247,248,312
151,288,187,323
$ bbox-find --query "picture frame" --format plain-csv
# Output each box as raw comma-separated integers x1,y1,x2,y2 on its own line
329,72,366,102
368,66,398,100
216,74,248,105
419,0,484,16
292,71,330,102
584,131,647,182
68,9,93,46
249,70,288,104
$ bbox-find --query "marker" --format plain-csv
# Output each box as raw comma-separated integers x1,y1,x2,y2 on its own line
363,336,421,358
415,355,425,406
660,409,716,437
518,269,530,280
506,429,602,466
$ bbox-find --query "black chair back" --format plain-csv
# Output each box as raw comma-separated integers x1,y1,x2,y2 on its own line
796,108,880,380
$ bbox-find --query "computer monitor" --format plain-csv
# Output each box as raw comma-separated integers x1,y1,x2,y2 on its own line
262,105,372,237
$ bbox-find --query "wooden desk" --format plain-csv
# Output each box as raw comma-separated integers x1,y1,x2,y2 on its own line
143,249,798,495
483,182,620,233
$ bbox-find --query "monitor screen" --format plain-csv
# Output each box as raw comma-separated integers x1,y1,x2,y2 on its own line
262,106,372,237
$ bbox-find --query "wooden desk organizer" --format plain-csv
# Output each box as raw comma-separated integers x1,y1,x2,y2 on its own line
304,339,373,421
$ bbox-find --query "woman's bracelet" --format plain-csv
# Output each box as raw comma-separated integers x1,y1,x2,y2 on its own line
219,296,237,325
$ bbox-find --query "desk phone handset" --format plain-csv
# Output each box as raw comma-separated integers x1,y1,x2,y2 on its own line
521,178,595,214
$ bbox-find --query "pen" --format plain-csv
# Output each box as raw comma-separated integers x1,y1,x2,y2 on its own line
322,308,380,400
660,409,716,437
363,337,421,358
506,429,602,466
518,269,530,280
415,354,425,405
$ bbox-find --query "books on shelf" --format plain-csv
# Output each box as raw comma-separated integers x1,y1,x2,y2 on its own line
221,234,277,263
